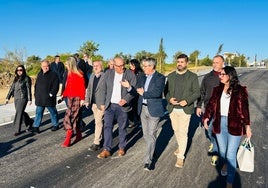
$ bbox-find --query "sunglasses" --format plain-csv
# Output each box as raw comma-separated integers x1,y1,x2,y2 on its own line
16,69,23,72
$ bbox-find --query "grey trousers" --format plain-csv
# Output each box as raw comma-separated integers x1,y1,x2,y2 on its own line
14,98,27,132
140,105,160,165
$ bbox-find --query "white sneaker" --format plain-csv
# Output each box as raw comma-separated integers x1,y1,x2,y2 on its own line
208,143,214,153
210,155,218,166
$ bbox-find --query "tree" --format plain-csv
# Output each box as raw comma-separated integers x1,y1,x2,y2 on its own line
78,40,99,57
173,51,184,64
233,53,247,67
200,55,213,66
216,43,224,55
134,50,155,63
156,38,167,73
4,48,27,64
2,48,27,73
236,51,242,67
189,50,200,67
25,55,42,76
114,52,132,64
92,54,104,62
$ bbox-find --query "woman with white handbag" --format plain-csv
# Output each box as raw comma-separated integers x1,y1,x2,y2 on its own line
203,66,252,188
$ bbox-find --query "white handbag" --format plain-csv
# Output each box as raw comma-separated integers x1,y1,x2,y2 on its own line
237,138,254,172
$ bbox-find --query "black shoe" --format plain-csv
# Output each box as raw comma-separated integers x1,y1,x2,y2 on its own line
32,127,40,134
27,126,33,132
144,163,152,171
14,132,22,136
88,144,101,151
26,119,34,131
29,119,34,127
51,125,59,131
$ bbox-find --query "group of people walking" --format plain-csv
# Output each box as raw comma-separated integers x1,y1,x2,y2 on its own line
6,53,252,188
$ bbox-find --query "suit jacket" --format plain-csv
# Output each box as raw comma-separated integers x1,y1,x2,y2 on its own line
77,59,89,87
50,61,65,83
165,70,200,114
85,72,105,109
100,69,137,112
203,83,250,136
137,71,166,117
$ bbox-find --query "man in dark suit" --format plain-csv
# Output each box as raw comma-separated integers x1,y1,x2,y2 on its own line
97,56,137,159
50,55,65,84
136,58,166,171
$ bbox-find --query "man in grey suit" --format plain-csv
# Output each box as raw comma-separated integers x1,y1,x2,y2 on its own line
136,58,166,171
97,57,137,159
84,60,105,151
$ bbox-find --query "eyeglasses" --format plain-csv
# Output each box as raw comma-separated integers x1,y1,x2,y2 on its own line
16,69,23,72
114,64,124,68
219,73,227,76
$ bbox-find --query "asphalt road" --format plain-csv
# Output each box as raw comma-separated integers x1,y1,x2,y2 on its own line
0,68,267,188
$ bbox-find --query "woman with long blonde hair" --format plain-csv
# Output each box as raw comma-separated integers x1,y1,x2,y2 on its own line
61,57,85,147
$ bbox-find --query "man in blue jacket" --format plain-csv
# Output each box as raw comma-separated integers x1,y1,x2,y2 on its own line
136,58,166,171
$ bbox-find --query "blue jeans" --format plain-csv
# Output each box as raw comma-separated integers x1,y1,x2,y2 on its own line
103,103,128,151
140,105,160,165
216,116,241,184
208,119,218,153
33,106,59,127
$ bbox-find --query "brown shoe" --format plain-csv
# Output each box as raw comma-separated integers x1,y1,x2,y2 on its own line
118,148,125,157
175,158,184,168
97,149,111,159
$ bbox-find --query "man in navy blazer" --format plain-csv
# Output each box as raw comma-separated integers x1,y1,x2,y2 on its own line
97,57,137,159
136,58,166,171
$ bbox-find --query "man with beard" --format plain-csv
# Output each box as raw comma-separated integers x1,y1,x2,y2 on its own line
165,54,200,168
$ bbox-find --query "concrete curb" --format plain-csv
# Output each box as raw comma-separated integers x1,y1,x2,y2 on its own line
0,101,67,126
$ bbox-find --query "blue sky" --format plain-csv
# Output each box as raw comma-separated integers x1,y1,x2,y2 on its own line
0,0,267,63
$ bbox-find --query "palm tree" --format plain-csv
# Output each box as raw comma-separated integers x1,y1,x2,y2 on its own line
156,38,167,73
216,43,224,55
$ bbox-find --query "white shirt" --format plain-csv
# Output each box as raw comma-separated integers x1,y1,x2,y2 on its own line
220,91,231,116
111,72,123,104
